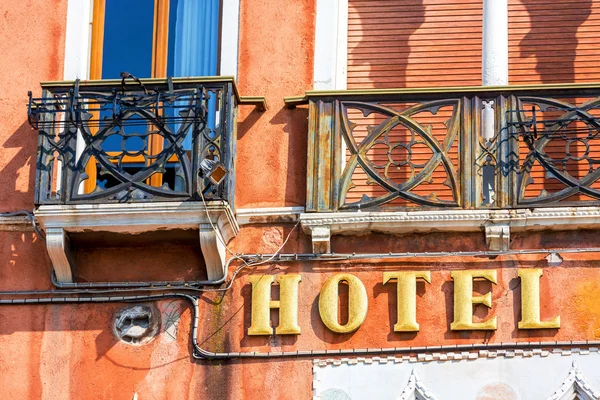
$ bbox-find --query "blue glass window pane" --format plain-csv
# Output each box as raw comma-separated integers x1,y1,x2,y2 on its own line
166,0,220,151
166,0,220,78
102,0,154,79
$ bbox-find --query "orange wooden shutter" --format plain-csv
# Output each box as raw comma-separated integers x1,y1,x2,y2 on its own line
509,0,600,84
347,0,483,89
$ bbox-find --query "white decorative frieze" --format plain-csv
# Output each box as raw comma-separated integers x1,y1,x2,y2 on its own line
548,362,600,400
301,207,600,253
313,348,600,400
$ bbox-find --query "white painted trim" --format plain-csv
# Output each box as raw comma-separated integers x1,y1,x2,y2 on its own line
313,347,600,400
64,0,93,167
300,207,600,236
63,0,92,81
220,0,240,78
236,206,304,225
301,207,600,252
398,370,438,400
549,362,600,400
35,202,239,242
63,0,239,80
313,347,600,368
313,0,348,90
482,0,508,86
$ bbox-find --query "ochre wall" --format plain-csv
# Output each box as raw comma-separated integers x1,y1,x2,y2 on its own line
0,0,316,398
2,1,600,399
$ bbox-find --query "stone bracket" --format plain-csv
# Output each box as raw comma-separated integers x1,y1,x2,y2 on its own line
45,227,75,283
310,225,331,254
485,224,510,251
199,223,227,281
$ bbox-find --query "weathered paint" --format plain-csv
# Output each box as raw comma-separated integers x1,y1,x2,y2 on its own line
3,1,600,399
0,0,316,398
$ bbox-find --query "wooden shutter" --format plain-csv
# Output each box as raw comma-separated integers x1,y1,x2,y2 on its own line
347,0,483,89
509,0,600,84
345,1,480,209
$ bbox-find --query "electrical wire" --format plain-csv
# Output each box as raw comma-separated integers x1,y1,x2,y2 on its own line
0,210,46,241
197,178,301,292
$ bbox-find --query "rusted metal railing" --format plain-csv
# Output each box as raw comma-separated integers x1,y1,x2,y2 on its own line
287,84,600,211
28,77,249,206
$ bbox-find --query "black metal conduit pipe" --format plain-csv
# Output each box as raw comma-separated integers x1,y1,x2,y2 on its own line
2,292,600,361
3,247,600,360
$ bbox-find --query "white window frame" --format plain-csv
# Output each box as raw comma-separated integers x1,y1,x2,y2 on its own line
313,0,348,90
63,0,240,81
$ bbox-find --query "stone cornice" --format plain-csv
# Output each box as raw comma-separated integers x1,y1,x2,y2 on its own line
300,207,600,235
236,206,304,225
35,201,239,239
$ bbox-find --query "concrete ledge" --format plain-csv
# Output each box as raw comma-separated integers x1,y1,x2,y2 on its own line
36,201,239,241
300,207,600,253
236,206,304,225
35,201,239,283
0,216,33,232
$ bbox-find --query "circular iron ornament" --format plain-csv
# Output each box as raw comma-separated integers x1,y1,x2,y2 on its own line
338,100,461,209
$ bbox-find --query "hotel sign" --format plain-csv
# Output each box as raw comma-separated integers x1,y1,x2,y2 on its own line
247,268,560,336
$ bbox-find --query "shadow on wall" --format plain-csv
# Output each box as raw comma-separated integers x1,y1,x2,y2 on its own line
0,120,37,210
519,0,592,83
348,0,425,89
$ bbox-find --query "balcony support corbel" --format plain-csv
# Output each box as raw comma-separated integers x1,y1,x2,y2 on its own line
46,227,75,283
485,224,510,251
199,223,227,281
310,225,331,254
35,202,239,285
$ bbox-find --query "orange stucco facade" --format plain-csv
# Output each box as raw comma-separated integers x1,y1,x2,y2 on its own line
2,1,600,399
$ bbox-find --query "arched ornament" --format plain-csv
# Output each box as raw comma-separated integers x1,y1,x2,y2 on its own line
547,361,600,400
397,369,438,400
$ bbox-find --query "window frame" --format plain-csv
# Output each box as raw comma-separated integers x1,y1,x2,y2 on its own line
66,0,236,193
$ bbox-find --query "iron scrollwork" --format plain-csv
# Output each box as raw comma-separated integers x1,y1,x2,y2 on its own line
306,86,600,212
337,99,461,210
510,96,600,206
28,78,236,206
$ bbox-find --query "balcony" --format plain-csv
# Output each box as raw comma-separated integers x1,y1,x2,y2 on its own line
28,76,265,283
286,83,600,252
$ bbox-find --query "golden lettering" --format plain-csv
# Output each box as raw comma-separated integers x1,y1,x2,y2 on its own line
451,270,497,330
319,273,368,333
248,274,302,335
383,271,431,332
518,268,560,329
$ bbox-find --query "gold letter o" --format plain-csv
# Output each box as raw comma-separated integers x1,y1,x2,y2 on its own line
318,273,368,333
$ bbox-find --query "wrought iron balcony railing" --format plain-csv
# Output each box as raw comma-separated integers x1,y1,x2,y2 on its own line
286,83,600,212
28,76,265,207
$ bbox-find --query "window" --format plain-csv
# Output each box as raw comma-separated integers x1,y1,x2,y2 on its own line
85,0,221,193
90,0,221,80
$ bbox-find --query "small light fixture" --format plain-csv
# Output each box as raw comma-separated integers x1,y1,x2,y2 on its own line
199,158,228,186
546,252,563,266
